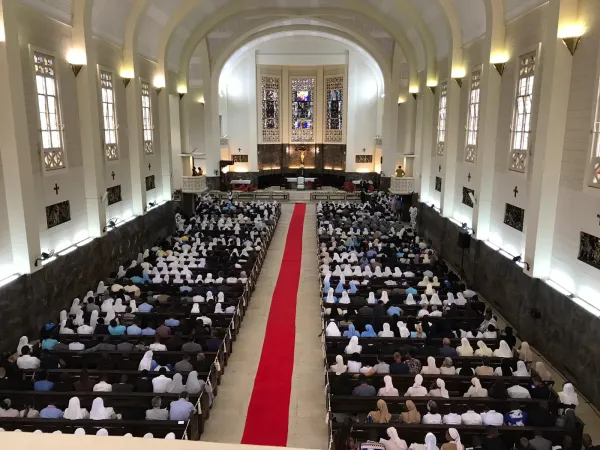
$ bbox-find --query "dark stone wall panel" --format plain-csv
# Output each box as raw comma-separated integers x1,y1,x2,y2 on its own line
0,202,176,353
418,202,600,409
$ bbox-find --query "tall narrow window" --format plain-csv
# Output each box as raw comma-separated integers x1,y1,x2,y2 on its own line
590,88,600,186
291,77,315,142
465,70,481,163
34,52,65,170
141,81,153,154
261,76,280,143
100,70,118,161
325,75,344,143
436,82,448,156
510,52,536,173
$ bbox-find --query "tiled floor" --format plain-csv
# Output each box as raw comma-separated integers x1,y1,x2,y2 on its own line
201,204,328,449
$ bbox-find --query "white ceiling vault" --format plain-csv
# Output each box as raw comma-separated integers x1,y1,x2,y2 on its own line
19,0,549,85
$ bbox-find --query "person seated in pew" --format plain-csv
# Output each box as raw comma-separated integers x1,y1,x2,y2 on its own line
174,353,194,372
40,349,63,370
93,374,113,392
513,361,530,377
150,336,167,352
440,357,456,375
54,372,74,392
421,356,441,375
16,345,40,370
527,401,555,427
89,397,121,420
156,322,172,339
419,337,440,358
138,299,153,313
483,325,498,339
377,375,399,396
348,353,362,374
504,401,528,426
456,359,474,376
205,330,223,352
404,374,427,397
0,398,19,417
533,362,553,382
428,378,448,398
112,374,134,392
409,432,437,450
482,426,509,450
362,354,389,376
368,399,392,424
33,370,54,391
494,358,514,377
404,348,422,374
507,377,531,399
460,407,483,425
63,396,89,420
379,427,407,450
146,396,169,420
475,357,494,376
126,318,142,336
456,338,475,356
153,367,173,393
39,400,64,419
440,429,464,450
352,376,376,396
116,337,134,352
169,391,195,421
181,336,203,353
488,380,509,400
85,335,116,353
464,377,488,397
422,400,442,424
108,319,126,336
439,338,458,357
530,375,551,399
441,404,462,425
134,370,154,393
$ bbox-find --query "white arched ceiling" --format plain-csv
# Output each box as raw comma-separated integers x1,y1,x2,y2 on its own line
452,0,487,45
91,0,132,48
215,26,388,99
122,0,148,73
438,0,464,75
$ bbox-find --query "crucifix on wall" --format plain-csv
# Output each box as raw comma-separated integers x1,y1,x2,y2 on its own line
297,146,308,167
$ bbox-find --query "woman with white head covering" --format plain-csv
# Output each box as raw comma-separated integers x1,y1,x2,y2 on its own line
344,336,362,354
397,322,410,338
559,383,579,407
380,291,390,304
378,323,394,337
104,309,116,324
474,341,493,357
419,294,429,306
69,298,81,316
404,294,416,305
339,291,351,304
405,374,428,397
185,371,204,394
143,433,154,439
90,397,117,420
117,266,126,278
325,288,336,304
421,357,440,375
534,362,553,381
330,355,347,375
17,336,30,356
443,293,456,306
424,284,435,296
138,351,154,371
205,291,214,302
377,375,399,396
74,428,86,435
60,319,75,335
428,378,449,398
214,303,225,314
367,292,376,304
383,267,393,277
191,304,200,314
455,292,467,306
100,298,114,313
409,432,438,450
73,310,85,327
165,433,176,440
113,298,126,313
84,291,94,303
464,378,488,397
430,294,442,306
431,276,441,288
167,373,185,394
418,276,430,287
393,267,403,278
456,338,474,356
380,427,407,450
217,292,225,303
513,360,530,377
518,342,533,363
96,281,107,295
493,340,513,358
326,321,342,337
63,397,89,420
444,429,464,450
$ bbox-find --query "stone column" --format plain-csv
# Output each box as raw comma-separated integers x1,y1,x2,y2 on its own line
200,39,220,185
382,44,403,177
0,0,42,274
126,73,147,215
414,71,435,202
440,72,461,217
523,0,579,278
72,0,106,237
157,75,173,201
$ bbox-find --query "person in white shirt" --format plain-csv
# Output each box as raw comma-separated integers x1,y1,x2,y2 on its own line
149,337,167,352
93,376,112,392
464,378,488,398
460,409,483,425
68,342,85,351
507,379,532,399
405,374,428,397
152,368,172,393
481,408,504,426
442,405,462,425
16,346,41,369
347,354,362,373
421,400,442,424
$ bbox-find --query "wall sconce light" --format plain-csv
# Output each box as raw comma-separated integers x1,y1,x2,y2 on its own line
316,147,319,154
493,63,506,76
120,68,134,88
451,68,466,88
153,75,165,95
455,78,463,88
398,96,407,104
66,49,86,78
178,85,187,99
490,52,509,76
155,87,163,95
426,80,438,95
558,24,584,55
412,93,418,100
428,86,437,95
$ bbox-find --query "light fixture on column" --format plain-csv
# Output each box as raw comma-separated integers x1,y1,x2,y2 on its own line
451,68,466,88
153,75,165,95
490,52,509,76
120,68,134,88
409,85,418,100
66,49,86,78
558,24,584,56
398,95,407,104
427,80,438,95
178,85,187,100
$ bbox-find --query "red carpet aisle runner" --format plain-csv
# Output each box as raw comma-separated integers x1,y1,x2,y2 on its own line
241,204,307,446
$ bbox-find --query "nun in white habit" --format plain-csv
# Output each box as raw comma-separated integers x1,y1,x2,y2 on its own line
397,322,410,338
63,397,89,420
377,376,399,397
464,378,488,398
456,338,474,356
344,336,362,354
367,292,377,304
339,291,351,304
558,383,579,406
493,340,513,358
89,397,117,420
326,321,342,337
167,373,185,394
70,298,81,316
17,336,30,356
138,351,154,371
378,323,395,337
404,374,428,397
404,294,416,305
185,371,205,394
330,355,347,375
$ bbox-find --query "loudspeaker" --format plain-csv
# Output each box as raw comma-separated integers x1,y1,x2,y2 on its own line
457,230,471,249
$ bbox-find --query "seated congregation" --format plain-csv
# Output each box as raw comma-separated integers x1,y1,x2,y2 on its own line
317,198,584,450
0,196,280,439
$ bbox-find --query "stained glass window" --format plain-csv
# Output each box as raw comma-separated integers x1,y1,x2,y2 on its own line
141,81,153,154
436,82,448,156
291,78,315,142
100,70,118,161
510,52,536,173
34,52,65,170
261,76,280,143
326,76,344,143
465,70,481,163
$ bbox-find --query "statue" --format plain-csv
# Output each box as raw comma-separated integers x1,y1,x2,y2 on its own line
395,165,405,177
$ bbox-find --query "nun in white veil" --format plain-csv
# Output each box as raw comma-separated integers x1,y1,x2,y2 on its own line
326,320,342,337
167,373,185,394
344,336,362,354
493,340,513,358
330,355,347,375
69,298,81,316
185,371,205,394
16,336,30,356
138,351,154,371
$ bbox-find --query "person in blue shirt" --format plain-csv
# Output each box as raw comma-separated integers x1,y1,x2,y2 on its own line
138,301,153,313
180,281,193,293
505,401,528,426
141,324,156,336
39,401,63,419
131,274,145,284
41,337,59,351
127,320,142,336
34,372,54,391
406,286,418,295
164,316,181,328
387,305,402,316
108,319,126,335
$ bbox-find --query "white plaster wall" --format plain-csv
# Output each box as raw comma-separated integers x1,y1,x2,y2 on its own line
0,154,13,278
550,0,600,306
